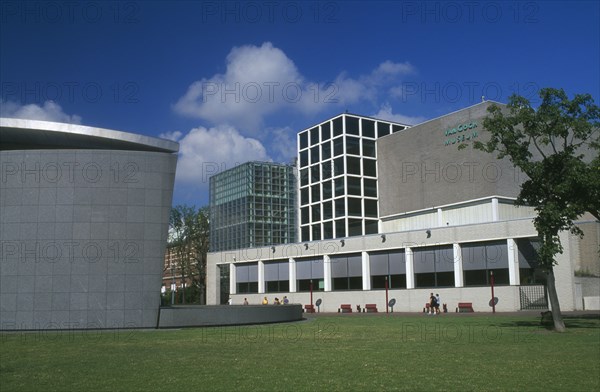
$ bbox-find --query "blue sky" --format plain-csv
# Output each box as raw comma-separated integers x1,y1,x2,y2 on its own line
1,1,599,207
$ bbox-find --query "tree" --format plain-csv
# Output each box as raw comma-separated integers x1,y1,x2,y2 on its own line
168,205,210,304
468,88,599,332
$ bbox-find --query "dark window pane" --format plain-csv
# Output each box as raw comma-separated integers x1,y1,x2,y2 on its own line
310,127,319,145
300,131,308,149
301,187,309,205
301,206,309,224
364,200,378,218
322,141,331,160
335,177,345,197
335,219,345,238
416,273,435,288
312,224,321,241
365,219,378,234
335,198,345,217
348,197,361,216
392,125,405,133
311,165,320,183
301,226,309,241
346,136,360,155
363,159,376,177
346,116,359,135
310,146,320,164
364,179,377,197
300,168,309,187
322,161,332,180
321,122,331,141
348,218,362,236
390,274,406,289
311,184,320,203
333,116,343,137
436,272,454,287
334,157,344,176
311,204,320,221
333,277,348,290
377,122,390,138
323,201,333,220
363,139,375,157
323,221,333,239
333,137,344,156
362,119,375,138
348,176,361,195
347,156,361,175
300,150,308,167
323,181,332,200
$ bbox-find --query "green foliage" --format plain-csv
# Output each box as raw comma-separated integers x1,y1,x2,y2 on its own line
477,88,599,268
169,205,210,304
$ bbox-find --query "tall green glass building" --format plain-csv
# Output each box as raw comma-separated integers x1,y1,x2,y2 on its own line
209,161,297,252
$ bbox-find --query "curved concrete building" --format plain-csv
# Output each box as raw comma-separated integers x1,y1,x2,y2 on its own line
0,118,178,330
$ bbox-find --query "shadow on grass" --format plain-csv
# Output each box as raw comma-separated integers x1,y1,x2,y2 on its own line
498,314,600,330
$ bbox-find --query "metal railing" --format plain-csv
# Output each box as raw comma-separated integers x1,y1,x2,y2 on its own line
519,285,548,310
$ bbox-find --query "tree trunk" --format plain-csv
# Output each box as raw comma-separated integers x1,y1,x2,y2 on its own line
546,266,566,332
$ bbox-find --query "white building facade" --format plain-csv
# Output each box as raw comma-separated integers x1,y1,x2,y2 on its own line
206,102,599,312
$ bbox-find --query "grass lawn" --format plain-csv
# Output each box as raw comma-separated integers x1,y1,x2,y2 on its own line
1,313,599,391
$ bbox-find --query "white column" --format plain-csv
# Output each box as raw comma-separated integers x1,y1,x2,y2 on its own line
405,247,414,289
507,238,520,285
229,263,237,295
492,198,499,222
437,208,443,227
258,260,265,294
289,257,297,292
453,243,463,287
362,251,371,290
323,254,332,291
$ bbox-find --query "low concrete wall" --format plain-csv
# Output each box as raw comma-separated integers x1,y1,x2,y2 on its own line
157,305,303,328
583,297,600,310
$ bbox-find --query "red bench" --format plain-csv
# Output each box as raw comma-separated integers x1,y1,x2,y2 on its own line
365,304,378,313
456,302,474,313
338,304,352,313
304,304,315,313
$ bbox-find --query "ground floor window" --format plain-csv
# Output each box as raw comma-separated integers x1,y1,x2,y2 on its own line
413,246,455,288
370,249,406,289
331,253,363,290
236,262,258,294
296,257,324,292
264,260,289,293
462,240,510,286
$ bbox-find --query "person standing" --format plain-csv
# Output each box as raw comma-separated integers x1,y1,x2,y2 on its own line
429,293,436,315
435,294,441,314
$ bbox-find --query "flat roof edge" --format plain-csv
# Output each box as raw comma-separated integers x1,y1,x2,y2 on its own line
0,117,179,153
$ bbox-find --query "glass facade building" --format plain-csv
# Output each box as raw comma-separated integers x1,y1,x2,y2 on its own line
297,114,408,241
209,161,296,252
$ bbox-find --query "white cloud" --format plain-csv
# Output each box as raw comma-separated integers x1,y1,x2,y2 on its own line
174,42,302,131
175,124,270,185
158,130,183,142
174,42,415,131
0,100,82,124
371,103,426,126
265,126,297,164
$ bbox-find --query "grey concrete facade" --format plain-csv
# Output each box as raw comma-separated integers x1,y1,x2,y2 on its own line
0,118,178,330
378,101,522,217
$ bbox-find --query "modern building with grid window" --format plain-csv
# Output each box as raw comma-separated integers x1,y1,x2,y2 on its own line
297,114,408,241
206,102,599,312
209,161,296,252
